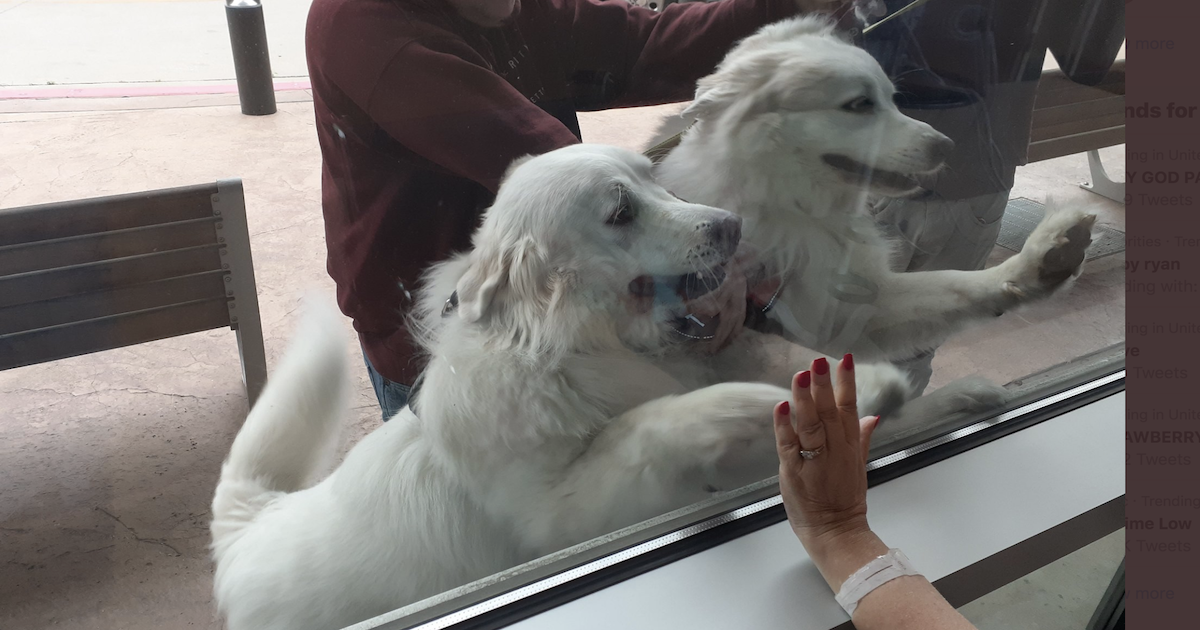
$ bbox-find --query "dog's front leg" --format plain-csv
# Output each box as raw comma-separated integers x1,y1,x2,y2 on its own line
846,205,1095,361
520,382,789,555
709,331,911,417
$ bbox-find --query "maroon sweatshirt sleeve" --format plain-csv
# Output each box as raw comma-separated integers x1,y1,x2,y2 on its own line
544,0,802,108
366,38,581,193
307,0,805,384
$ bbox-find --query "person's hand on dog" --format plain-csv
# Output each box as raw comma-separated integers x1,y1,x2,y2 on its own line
773,355,886,590
684,262,748,354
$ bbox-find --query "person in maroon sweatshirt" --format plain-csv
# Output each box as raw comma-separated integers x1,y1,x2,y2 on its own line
306,0,847,418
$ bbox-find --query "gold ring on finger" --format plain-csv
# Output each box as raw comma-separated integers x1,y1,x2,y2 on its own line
799,445,824,460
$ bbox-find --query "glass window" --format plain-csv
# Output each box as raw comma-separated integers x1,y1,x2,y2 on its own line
0,0,1124,628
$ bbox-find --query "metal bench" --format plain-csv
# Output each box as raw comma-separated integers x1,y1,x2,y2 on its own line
1028,59,1126,202
0,179,267,405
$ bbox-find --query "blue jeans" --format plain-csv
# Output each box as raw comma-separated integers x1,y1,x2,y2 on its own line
363,351,413,421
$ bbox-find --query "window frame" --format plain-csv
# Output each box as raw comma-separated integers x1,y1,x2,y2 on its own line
350,357,1125,630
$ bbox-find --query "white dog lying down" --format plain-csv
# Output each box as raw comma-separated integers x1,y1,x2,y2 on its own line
655,17,1095,374
211,144,909,630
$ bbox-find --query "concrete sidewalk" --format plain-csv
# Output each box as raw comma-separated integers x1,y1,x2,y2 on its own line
0,0,313,87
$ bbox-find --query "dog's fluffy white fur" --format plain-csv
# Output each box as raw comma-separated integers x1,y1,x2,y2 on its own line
210,144,912,630
655,17,1097,409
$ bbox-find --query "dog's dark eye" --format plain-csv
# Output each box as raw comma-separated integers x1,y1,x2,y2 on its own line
609,196,635,227
841,97,874,114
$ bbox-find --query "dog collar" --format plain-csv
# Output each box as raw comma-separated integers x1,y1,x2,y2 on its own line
670,313,719,341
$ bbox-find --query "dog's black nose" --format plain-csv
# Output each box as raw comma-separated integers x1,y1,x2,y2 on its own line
709,214,743,256
930,135,955,163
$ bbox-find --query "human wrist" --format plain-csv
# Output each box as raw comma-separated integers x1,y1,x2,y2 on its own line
798,523,889,593
834,548,924,618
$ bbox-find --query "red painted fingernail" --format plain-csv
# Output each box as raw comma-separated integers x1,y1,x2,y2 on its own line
814,358,829,375
843,353,854,370
796,371,811,388
780,401,790,415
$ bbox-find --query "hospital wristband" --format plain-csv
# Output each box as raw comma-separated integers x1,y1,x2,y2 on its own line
834,548,921,617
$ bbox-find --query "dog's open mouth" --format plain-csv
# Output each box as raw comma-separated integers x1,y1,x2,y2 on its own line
628,264,728,302
822,154,922,193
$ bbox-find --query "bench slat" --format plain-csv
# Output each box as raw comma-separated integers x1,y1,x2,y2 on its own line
1031,111,1126,143
0,298,233,371
0,183,217,247
0,245,225,309
1026,59,1125,163
1033,62,1125,109
1035,75,1125,102
0,271,228,336
0,217,221,276
1028,126,1125,163
1032,94,1124,128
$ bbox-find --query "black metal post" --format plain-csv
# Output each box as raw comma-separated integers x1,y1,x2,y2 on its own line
225,0,277,116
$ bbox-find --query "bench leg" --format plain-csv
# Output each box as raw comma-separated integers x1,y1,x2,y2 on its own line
235,320,268,407
214,179,269,407
1080,149,1125,204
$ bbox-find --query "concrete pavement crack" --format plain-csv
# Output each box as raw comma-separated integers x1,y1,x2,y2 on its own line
95,507,182,557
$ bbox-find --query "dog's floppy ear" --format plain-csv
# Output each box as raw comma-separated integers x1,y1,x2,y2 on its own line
455,237,544,323
684,14,845,121
681,76,739,121
455,245,509,323
684,73,782,125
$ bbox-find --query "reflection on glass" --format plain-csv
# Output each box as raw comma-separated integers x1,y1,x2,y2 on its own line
0,0,1124,628
242,0,1126,624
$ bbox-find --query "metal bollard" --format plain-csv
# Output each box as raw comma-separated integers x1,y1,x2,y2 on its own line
225,0,277,116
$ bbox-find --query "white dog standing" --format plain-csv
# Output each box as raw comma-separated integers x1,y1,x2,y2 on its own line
210,144,910,630
655,17,1095,376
